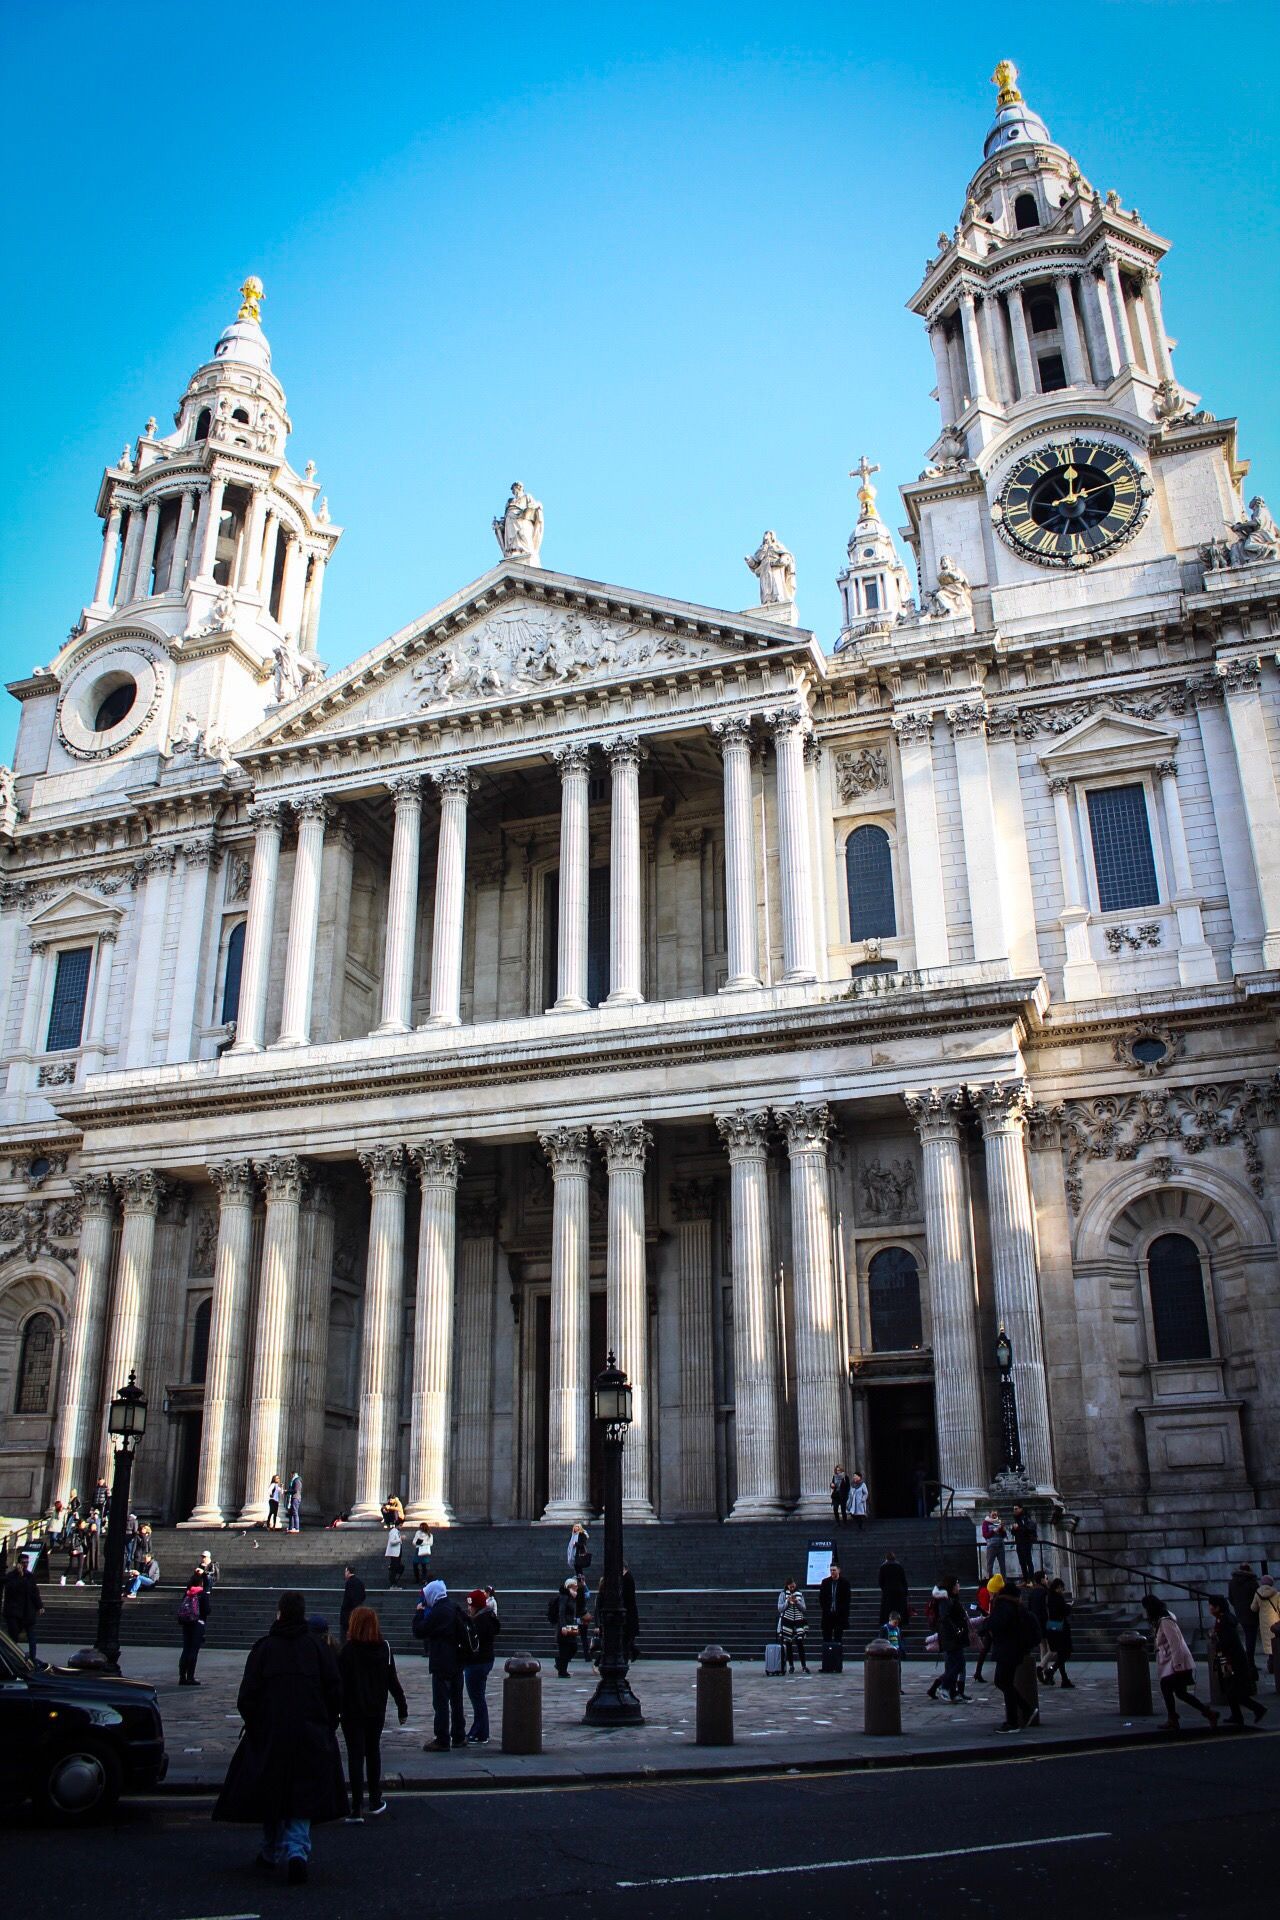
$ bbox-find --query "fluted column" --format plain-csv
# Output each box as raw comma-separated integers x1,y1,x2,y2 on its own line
236,1156,307,1523
1102,254,1136,373
1140,270,1177,386
971,1082,1055,1493
134,500,161,599
50,1175,115,1503
231,802,284,1052
92,506,123,608
196,477,225,580
424,767,470,1028
670,1180,717,1516
552,745,591,1011
115,508,143,607
605,736,644,1005
351,1145,410,1522
279,538,308,641
711,717,761,991
375,776,423,1033
301,556,326,653
538,1127,592,1521
929,322,957,423
188,1161,257,1525
597,1121,654,1520
715,1110,786,1517
258,512,281,596
957,288,989,405
1055,274,1089,387
99,1170,168,1468
776,1102,843,1516
452,1197,499,1520
1007,287,1036,398
275,794,329,1047
406,1140,464,1524
767,707,817,982
905,1089,987,1502
169,488,196,591
289,1180,336,1514
238,489,268,588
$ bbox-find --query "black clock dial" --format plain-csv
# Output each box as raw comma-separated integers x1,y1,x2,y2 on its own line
995,439,1148,567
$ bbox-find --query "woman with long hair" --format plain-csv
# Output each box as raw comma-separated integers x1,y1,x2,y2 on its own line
1141,1594,1217,1731
338,1605,409,1821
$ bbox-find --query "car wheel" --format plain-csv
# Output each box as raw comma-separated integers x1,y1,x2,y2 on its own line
36,1740,123,1823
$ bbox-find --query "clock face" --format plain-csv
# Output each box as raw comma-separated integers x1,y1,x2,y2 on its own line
993,439,1150,567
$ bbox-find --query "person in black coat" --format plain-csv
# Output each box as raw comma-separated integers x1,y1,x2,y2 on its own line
178,1571,210,1685
414,1580,467,1751
2,1563,43,1661
554,1577,580,1676
339,1567,366,1639
988,1579,1040,1732
819,1563,851,1642
928,1575,970,1703
461,1589,501,1744
1011,1505,1038,1581
213,1591,347,1883
1209,1595,1267,1728
338,1605,408,1818
877,1552,910,1632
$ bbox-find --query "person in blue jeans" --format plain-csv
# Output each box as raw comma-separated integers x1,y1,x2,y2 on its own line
462,1588,501,1744
126,1554,160,1597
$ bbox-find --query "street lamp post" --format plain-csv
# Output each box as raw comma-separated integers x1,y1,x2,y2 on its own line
995,1326,1023,1477
583,1351,643,1727
94,1372,148,1673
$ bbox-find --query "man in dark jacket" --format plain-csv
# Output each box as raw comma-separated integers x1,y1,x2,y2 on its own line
1024,1568,1050,1673
339,1567,366,1639
877,1551,910,1632
1229,1564,1261,1662
931,1575,970,1702
988,1575,1040,1731
3,1562,43,1661
819,1562,851,1642
213,1590,346,1882
1011,1505,1038,1581
415,1579,466,1751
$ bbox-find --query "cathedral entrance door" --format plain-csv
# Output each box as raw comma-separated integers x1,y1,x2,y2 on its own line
171,1411,202,1523
865,1383,936,1517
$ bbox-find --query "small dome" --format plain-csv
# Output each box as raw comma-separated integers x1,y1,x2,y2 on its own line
983,98,1053,158
213,318,272,373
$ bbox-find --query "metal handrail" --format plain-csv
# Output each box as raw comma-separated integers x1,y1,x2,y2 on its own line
924,1480,956,1566
1042,1531,1214,1643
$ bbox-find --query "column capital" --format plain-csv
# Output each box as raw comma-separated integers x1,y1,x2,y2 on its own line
72,1172,115,1216
141,843,179,874
774,1101,833,1153
709,715,753,753
552,742,592,778
603,733,645,769
1218,655,1262,695
905,1085,966,1141
181,835,220,869
116,1169,170,1215
1154,759,1178,781
1025,1102,1064,1149
247,799,286,831
28,937,51,955
892,708,934,743
669,1177,716,1222
208,1159,256,1201
293,791,331,824
97,927,119,947
410,1138,465,1186
969,1079,1031,1133
595,1120,653,1172
715,1108,771,1161
1047,774,1073,795
945,700,988,738
430,764,472,797
358,1142,409,1193
761,703,809,740
538,1126,593,1177
255,1153,309,1202
389,773,423,807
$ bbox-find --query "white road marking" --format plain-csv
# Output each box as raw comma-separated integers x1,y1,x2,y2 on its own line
616,1830,1112,1888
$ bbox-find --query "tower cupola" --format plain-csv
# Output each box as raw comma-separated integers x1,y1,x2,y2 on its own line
836,456,915,646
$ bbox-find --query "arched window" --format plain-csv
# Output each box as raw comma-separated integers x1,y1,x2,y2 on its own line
16,1312,56,1414
220,921,246,1023
1148,1233,1211,1362
194,408,211,441
1014,192,1040,230
190,1297,212,1383
868,1248,923,1352
846,825,896,940
231,407,250,424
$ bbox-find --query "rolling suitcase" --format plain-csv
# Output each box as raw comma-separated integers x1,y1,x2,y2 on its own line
821,1639,844,1674
764,1641,784,1675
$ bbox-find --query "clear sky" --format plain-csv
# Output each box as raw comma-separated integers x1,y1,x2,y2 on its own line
2,1,1277,762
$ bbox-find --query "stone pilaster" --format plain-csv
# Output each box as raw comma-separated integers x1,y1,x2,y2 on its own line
406,1140,464,1524
424,767,471,1027
714,1109,787,1517
236,1156,308,1524
351,1145,410,1521
710,717,761,990
98,1170,168,1471
775,1101,843,1516
892,711,949,969
669,1179,717,1517
375,775,422,1034
232,801,284,1052
1217,657,1280,968
765,708,817,983
188,1161,257,1525
552,745,591,1011
605,737,644,1005
276,794,330,1046
50,1175,115,1504
166,837,218,1063
538,1126,592,1521
123,848,176,1069
596,1121,654,1520
452,1196,499,1521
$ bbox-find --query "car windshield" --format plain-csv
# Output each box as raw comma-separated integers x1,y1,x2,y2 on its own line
0,1623,34,1679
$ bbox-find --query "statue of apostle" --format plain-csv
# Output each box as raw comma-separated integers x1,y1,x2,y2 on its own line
745,530,796,605
493,482,544,566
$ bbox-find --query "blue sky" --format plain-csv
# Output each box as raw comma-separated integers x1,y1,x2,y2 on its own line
2,1,1277,762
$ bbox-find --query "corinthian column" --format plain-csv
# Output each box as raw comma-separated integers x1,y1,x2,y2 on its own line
92,507,123,609
406,1140,464,1524
776,1101,843,1516
711,717,761,991
670,1179,717,1517
188,1161,257,1525
538,1127,592,1521
552,745,591,1011
50,1175,115,1504
714,1109,786,1516
276,794,330,1046
766,707,817,982
99,1170,168,1469
452,1197,499,1521
424,767,471,1027
605,737,644,1005
905,1089,988,1503
971,1082,1056,1493
596,1121,654,1520
351,1145,410,1521
236,1156,307,1524
232,801,284,1052
376,776,423,1034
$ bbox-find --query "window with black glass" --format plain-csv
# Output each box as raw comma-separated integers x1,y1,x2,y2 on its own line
1014,192,1041,231
1038,354,1068,392
1147,1233,1212,1362
16,1312,56,1414
45,946,92,1052
1086,783,1159,913
845,825,896,940
868,1247,924,1352
220,920,246,1023
190,1297,213,1384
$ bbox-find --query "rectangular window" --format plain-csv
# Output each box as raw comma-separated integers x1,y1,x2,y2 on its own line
45,946,92,1052
1038,353,1067,392
1087,784,1159,913
864,579,880,610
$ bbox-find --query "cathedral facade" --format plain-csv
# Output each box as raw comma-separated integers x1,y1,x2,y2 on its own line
2,68,1278,1581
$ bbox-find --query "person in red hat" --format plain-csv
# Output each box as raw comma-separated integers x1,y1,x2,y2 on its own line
462,1587,501,1745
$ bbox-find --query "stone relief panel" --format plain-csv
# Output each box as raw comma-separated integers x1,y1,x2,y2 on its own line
854,1149,921,1226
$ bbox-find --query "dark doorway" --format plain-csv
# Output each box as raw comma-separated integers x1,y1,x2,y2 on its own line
172,1412,203,1522
865,1384,936,1518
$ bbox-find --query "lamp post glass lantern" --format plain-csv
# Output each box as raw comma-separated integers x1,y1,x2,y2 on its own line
94,1371,147,1672
583,1351,643,1727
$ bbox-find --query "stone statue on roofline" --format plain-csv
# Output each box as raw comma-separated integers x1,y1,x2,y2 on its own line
493,482,544,566
929,554,973,620
745,529,796,606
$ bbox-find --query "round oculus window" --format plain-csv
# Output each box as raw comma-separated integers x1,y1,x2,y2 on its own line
56,642,164,759
92,675,137,732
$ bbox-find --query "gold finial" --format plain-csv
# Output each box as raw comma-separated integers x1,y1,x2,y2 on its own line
851,454,881,512
237,275,265,324
992,59,1022,108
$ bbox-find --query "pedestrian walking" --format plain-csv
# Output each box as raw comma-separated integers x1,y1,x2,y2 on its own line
568,1522,592,1578
1024,1568,1049,1673
972,1577,994,1682
820,1561,851,1643
1011,1504,1038,1581
384,1526,404,1587
462,1588,501,1743
877,1549,910,1633
988,1573,1041,1732
3,1559,43,1661
339,1565,366,1639
178,1577,209,1685
414,1579,467,1750
214,1590,347,1883
1141,1595,1217,1731
553,1576,580,1677
776,1580,809,1673
1229,1563,1261,1664
338,1605,408,1821
829,1466,851,1527
982,1510,1008,1578
1041,1578,1075,1686
926,1575,970,1703
411,1526,433,1586
267,1474,283,1529
286,1472,303,1533
848,1472,869,1531
1208,1596,1267,1728
1251,1574,1280,1677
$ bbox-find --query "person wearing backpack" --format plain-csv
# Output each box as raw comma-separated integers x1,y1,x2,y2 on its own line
178,1575,210,1685
338,1605,408,1820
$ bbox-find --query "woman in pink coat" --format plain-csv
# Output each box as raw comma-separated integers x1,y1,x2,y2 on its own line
1141,1594,1218,1732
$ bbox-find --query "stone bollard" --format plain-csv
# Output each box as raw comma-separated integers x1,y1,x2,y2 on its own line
501,1653,543,1754
696,1644,734,1746
864,1639,902,1735
1116,1632,1154,1716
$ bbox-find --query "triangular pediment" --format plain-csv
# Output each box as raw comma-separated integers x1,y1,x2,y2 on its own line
29,888,123,938
1038,708,1179,772
238,561,816,753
